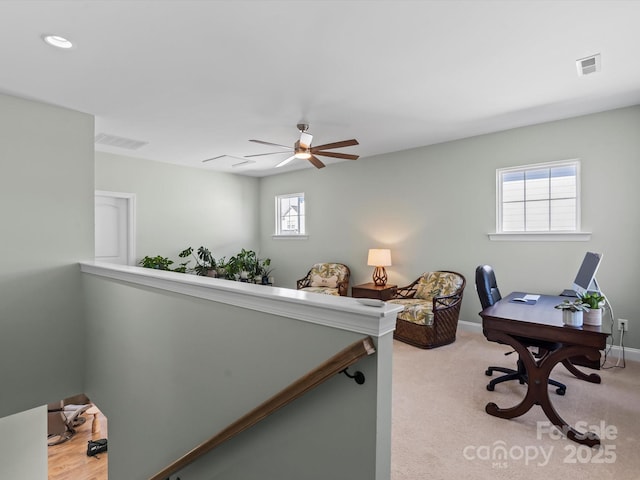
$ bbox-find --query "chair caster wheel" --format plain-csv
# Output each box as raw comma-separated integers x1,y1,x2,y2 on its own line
487,384,495,391
556,388,566,396
485,369,492,376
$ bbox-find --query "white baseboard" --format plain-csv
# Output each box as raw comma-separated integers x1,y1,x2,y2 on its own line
458,320,640,364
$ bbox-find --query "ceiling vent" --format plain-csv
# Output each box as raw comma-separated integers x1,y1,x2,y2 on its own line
95,133,148,150
576,54,601,76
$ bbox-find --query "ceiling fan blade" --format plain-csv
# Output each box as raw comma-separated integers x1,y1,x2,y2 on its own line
244,151,292,158
313,151,359,160
311,139,359,151
275,155,296,168
249,139,293,149
308,155,326,169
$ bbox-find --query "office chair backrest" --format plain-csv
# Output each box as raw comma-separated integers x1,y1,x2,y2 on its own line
475,265,502,309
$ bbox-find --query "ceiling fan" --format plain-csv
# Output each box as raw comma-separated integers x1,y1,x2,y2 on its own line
245,124,359,169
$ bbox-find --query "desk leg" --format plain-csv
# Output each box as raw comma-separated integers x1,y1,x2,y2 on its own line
562,359,601,384
484,331,602,447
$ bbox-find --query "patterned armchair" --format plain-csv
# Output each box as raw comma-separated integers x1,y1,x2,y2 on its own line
388,271,466,349
296,263,351,296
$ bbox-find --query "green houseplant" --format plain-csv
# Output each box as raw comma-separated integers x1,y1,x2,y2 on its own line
215,257,228,278
139,255,175,271
579,292,605,326
257,258,273,284
554,299,590,327
139,254,190,272
179,246,216,276
233,248,258,280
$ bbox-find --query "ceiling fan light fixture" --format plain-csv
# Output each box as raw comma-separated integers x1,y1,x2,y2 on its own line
294,151,312,159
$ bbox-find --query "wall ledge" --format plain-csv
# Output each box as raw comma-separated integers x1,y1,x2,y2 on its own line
79,261,401,337
488,232,591,241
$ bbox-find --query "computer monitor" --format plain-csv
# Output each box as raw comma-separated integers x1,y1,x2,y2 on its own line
572,251,603,296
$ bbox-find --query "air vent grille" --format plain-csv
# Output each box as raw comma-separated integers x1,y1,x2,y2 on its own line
95,133,148,150
576,54,601,76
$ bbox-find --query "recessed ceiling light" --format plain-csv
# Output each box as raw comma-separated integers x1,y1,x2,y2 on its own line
42,34,73,49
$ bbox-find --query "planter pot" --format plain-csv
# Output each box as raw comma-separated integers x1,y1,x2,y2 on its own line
563,310,583,327
207,270,217,278
583,308,603,326
240,270,249,280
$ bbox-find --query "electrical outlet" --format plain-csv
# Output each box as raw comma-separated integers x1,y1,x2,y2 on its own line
618,319,629,331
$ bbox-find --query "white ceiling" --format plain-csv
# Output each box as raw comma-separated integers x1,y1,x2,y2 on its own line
2,1,640,177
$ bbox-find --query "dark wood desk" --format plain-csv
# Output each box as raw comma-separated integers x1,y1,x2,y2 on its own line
480,292,610,446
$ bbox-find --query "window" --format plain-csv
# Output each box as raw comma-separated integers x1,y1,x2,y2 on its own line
275,193,306,236
497,160,580,234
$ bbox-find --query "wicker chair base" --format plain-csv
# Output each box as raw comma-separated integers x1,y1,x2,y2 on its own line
393,318,457,349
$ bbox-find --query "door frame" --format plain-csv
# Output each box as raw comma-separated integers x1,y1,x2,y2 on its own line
95,190,137,266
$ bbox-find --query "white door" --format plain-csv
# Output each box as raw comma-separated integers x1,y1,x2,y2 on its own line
95,191,136,265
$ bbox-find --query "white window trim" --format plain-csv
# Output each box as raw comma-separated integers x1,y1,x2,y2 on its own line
490,159,591,241
274,192,307,238
272,234,309,240
488,232,591,241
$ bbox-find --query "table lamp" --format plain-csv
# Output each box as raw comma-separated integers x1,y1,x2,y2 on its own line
367,248,392,286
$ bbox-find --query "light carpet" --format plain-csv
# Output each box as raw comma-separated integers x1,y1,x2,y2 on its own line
391,329,640,480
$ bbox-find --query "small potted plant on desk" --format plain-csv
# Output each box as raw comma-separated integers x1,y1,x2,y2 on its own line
579,292,605,326
554,299,590,327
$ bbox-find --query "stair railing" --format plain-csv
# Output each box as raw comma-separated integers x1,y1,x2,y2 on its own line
148,336,376,480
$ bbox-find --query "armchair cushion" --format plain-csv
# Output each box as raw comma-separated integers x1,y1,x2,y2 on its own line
300,286,340,296
387,298,435,326
415,271,464,301
297,263,351,296
310,274,339,288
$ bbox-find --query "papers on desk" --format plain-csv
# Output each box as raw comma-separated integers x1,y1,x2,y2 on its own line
510,294,540,305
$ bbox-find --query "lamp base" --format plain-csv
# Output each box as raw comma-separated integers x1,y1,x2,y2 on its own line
372,266,387,287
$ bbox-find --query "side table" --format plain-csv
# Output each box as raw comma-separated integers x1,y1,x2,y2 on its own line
352,283,397,301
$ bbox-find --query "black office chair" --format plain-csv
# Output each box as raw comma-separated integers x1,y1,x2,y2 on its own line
475,265,566,395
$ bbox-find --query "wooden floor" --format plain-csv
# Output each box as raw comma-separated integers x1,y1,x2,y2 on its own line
47,410,108,480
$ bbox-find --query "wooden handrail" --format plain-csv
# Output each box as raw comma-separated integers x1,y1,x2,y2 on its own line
148,336,376,480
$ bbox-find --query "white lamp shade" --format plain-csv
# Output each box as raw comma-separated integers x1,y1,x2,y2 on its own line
367,248,392,267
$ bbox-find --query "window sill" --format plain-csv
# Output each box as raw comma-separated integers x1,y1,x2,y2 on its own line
488,232,591,242
272,234,309,240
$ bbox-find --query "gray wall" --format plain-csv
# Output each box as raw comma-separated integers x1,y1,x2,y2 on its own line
95,151,260,263
0,93,94,478
259,106,640,349
0,407,47,478
82,273,388,480
0,93,94,418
